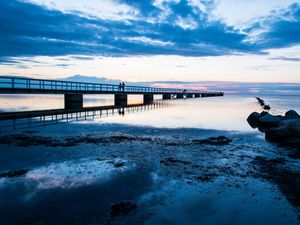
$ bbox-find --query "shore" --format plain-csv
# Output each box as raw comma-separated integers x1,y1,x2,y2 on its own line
0,122,299,225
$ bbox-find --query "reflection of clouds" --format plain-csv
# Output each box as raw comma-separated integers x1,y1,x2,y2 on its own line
24,158,131,189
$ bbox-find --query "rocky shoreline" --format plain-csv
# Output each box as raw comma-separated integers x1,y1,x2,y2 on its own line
247,109,300,149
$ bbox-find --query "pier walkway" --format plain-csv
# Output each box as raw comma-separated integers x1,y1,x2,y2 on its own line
0,76,224,109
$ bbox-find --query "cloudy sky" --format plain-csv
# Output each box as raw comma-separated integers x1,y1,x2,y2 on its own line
0,0,300,82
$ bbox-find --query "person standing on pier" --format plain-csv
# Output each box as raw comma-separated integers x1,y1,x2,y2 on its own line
122,82,125,91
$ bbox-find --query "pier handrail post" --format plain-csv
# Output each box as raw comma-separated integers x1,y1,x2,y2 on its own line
11,77,15,89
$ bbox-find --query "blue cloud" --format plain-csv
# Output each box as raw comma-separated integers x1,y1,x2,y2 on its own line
0,0,299,62
251,3,300,49
0,0,258,60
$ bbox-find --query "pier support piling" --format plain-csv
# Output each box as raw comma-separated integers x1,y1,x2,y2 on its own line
143,94,154,104
194,94,200,98
115,94,128,106
162,94,172,100
186,94,193,98
176,94,184,99
64,94,83,110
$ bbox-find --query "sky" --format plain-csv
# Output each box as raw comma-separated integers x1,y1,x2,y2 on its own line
0,0,300,83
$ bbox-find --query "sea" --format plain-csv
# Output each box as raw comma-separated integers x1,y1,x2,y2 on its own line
0,93,299,225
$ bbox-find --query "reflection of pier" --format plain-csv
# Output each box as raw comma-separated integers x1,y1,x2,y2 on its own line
0,76,224,109
0,101,171,129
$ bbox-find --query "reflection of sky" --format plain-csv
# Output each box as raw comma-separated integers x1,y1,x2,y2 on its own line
96,95,260,131
0,158,130,190
26,158,130,189
0,94,64,112
1,94,299,131
0,94,145,112
138,177,299,225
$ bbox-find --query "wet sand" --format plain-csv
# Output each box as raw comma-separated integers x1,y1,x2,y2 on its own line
0,123,299,225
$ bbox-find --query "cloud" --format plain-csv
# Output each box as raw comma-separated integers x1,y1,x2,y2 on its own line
269,57,300,62
0,0,258,62
0,0,299,63
249,3,300,49
22,0,138,21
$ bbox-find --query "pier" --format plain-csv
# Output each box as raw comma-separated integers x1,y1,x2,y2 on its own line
0,76,224,110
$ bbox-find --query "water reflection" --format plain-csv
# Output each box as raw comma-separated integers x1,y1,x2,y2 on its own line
0,101,171,129
0,94,299,131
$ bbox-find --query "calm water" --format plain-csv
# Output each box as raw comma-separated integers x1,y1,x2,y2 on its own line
0,94,300,225
0,94,299,131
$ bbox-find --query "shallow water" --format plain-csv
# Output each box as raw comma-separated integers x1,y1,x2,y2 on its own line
1,94,299,131
0,94,299,225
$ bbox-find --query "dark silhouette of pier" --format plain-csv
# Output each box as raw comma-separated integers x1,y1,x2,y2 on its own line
0,76,224,110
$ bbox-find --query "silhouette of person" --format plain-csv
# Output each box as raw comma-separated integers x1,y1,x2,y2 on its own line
118,82,122,92
122,82,125,91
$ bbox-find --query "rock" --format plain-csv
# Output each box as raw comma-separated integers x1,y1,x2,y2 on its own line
256,97,271,110
247,110,300,149
113,161,125,168
260,111,269,117
196,173,218,182
110,201,137,217
265,119,300,148
258,113,282,128
192,136,232,146
284,110,300,120
160,157,191,165
247,112,261,128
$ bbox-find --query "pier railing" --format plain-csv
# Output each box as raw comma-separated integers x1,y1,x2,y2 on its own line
0,76,206,94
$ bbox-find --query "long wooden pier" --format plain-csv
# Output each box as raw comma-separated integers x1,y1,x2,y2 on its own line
0,76,224,109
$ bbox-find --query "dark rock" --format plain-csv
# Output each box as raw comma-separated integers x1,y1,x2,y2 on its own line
266,119,300,143
285,110,300,120
192,136,232,146
110,201,137,217
258,113,282,128
247,109,300,149
247,112,261,128
260,111,269,117
0,169,28,178
196,173,218,182
288,152,300,159
114,161,125,168
256,97,271,110
160,157,191,165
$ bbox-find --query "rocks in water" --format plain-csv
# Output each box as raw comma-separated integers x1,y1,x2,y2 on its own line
110,201,137,217
285,110,300,119
160,157,191,165
113,161,125,168
192,136,232,146
196,173,218,182
247,112,261,128
256,97,271,110
0,169,28,178
247,111,282,130
258,114,282,129
247,110,300,149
